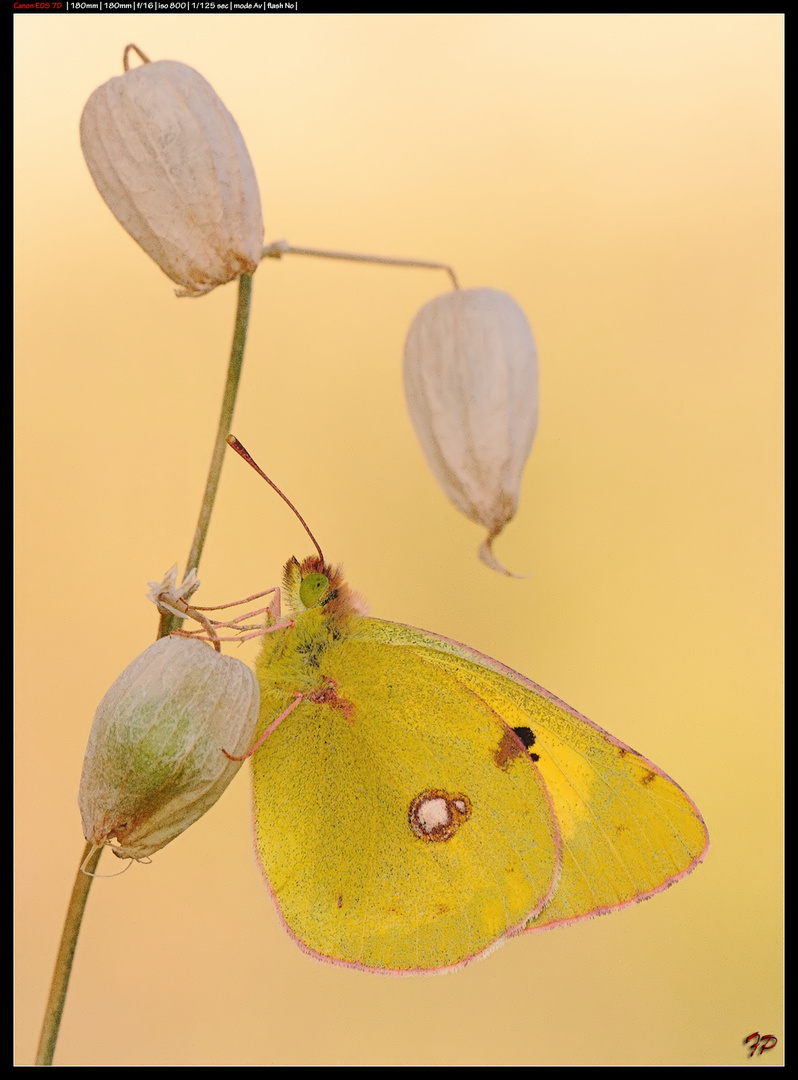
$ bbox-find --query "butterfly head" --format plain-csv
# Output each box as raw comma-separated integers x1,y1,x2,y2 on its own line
283,555,368,621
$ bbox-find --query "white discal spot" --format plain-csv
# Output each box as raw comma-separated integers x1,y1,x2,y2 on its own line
416,797,450,833
409,789,472,842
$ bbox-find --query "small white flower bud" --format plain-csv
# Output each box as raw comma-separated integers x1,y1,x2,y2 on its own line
403,287,538,574
147,564,200,621
80,48,263,296
79,636,259,860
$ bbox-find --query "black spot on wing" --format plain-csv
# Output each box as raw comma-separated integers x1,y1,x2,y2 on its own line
512,726,540,762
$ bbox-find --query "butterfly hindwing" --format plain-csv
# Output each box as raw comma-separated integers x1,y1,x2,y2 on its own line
253,614,561,973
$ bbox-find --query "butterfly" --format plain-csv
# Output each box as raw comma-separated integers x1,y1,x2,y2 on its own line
248,553,709,975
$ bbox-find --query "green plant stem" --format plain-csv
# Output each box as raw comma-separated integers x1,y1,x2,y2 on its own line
158,271,254,638
35,843,102,1066
38,272,255,1064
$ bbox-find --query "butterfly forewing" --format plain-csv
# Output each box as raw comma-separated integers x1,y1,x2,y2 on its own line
356,620,709,933
253,616,561,973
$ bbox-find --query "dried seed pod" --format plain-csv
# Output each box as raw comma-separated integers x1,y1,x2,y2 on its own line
80,47,263,296
403,288,538,574
79,636,259,860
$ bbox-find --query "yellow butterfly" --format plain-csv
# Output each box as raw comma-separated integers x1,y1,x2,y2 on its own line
228,440,709,975
245,553,707,975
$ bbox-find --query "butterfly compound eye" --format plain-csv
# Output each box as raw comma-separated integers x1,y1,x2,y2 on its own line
299,572,329,609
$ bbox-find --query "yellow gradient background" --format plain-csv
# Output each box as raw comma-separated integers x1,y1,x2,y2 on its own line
15,14,782,1066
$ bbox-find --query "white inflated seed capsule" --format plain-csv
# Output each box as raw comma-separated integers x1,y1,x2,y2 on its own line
403,287,538,574
80,49,263,296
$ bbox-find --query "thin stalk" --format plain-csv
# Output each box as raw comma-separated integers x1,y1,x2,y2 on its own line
38,272,255,1064
159,271,254,638
35,844,102,1066
262,239,460,290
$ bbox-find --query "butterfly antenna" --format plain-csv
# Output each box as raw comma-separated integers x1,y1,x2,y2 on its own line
226,436,325,565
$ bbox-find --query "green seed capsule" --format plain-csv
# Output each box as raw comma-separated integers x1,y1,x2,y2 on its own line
79,636,259,860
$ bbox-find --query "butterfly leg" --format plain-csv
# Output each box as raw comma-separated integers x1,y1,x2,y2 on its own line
169,589,289,645
222,691,305,761
191,587,281,616
171,622,293,644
